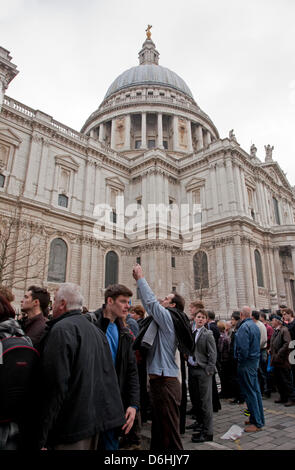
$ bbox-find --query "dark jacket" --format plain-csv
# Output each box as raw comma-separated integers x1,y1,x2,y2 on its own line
91,308,140,411
234,318,260,366
207,321,220,348
22,313,47,346
286,319,295,341
38,310,125,448
191,327,217,375
270,326,292,368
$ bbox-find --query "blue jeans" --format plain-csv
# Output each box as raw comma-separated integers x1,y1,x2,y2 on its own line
101,429,119,450
238,361,265,428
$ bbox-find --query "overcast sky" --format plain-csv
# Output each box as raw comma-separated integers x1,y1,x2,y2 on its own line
1,0,295,185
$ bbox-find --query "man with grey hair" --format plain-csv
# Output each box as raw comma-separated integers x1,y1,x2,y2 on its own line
235,306,265,432
37,283,125,450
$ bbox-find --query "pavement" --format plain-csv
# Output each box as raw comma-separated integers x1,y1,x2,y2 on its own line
140,392,295,451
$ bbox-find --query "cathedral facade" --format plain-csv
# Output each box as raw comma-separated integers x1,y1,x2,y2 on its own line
0,33,295,316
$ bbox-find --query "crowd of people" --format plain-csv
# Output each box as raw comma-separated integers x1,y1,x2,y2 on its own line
0,270,295,451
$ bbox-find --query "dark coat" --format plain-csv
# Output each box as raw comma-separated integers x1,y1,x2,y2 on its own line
91,308,140,411
286,319,295,341
38,310,125,448
270,326,292,368
22,313,47,346
207,321,220,348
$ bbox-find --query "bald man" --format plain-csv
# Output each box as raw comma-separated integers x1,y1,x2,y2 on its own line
234,306,265,432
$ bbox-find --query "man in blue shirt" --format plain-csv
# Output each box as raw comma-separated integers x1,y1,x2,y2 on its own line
90,284,140,450
235,306,265,432
133,264,183,450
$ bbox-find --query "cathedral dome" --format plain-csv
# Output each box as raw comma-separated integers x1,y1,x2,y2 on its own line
104,63,194,100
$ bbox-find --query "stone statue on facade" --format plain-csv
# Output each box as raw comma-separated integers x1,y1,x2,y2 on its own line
146,25,152,40
250,143,257,158
229,129,237,142
265,144,274,162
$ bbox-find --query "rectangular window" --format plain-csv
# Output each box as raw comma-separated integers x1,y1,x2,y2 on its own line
171,256,176,268
136,256,141,265
110,211,117,224
135,140,142,149
0,174,5,188
172,286,177,292
163,140,168,149
148,140,155,149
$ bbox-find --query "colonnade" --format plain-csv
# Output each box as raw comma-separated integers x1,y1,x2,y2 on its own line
91,112,214,152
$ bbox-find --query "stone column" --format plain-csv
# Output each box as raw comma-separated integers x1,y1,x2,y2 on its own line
141,112,147,149
157,113,164,149
125,114,131,149
204,129,211,147
291,246,295,278
206,130,212,145
196,125,203,151
110,119,116,149
172,115,179,151
186,119,193,152
98,122,105,142
273,247,286,303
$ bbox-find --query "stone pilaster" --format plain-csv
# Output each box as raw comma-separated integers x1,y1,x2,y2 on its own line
186,119,193,152
273,247,286,304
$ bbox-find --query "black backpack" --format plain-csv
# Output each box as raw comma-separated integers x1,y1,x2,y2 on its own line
0,336,40,422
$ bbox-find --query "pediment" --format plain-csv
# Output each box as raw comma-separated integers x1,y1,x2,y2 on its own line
185,177,206,191
0,127,22,147
261,162,291,189
55,154,79,172
105,176,125,191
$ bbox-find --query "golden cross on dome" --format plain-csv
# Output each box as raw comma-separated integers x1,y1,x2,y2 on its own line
146,25,152,39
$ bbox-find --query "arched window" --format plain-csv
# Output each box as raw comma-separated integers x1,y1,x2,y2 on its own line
58,194,68,208
47,238,67,283
193,251,209,290
255,249,264,287
105,251,119,287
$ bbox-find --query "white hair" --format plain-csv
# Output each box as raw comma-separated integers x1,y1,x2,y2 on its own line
56,283,84,311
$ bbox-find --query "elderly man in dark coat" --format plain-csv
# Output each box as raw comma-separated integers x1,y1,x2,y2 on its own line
38,282,125,450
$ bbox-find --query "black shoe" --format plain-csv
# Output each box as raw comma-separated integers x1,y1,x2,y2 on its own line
191,433,213,443
192,424,204,432
274,399,287,404
186,421,199,430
